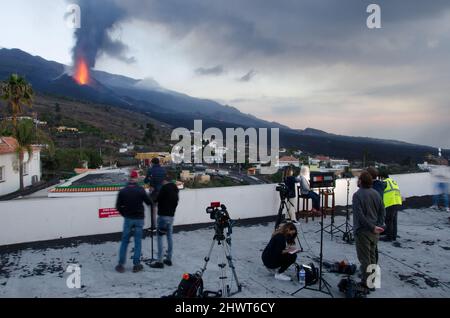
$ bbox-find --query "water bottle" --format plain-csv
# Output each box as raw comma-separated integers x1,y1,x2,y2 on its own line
299,268,306,287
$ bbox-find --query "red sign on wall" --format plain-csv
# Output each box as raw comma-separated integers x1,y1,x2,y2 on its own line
99,208,121,219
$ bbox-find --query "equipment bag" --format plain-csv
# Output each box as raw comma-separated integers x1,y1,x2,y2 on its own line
171,272,204,298
296,263,319,286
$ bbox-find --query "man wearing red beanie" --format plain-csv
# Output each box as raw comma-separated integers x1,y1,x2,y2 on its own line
115,170,152,273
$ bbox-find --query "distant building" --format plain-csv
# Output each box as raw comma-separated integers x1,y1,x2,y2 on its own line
0,137,42,196
56,126,79,133
278,156,300,168
135,152,172,166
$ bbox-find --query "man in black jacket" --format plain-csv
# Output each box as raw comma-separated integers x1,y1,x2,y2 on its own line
115,170,152,273
150,177,180,268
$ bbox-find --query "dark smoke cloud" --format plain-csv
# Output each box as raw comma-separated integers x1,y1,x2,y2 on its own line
195,65,225,76
71,0,135,67
239,70,256,82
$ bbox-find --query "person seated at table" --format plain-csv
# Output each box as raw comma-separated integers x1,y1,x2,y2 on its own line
299,166,320,213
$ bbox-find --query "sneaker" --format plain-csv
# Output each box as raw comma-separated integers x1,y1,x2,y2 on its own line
431,205,438,210
133,264,144,273
150,261,164,269
446,208,450,212
274,273,291,281
163,259,173,266
291,220,299,224
115,264,125,273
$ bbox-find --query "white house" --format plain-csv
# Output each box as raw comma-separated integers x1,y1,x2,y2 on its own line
0,137,42,196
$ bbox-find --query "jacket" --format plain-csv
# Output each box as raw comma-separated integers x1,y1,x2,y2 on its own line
156,182,180,217
116,182,152,219
144,164,167,191
352,188,385,234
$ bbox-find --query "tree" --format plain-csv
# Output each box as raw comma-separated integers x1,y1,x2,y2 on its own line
14,119,35,190
1,74,34,129
3,118,54,188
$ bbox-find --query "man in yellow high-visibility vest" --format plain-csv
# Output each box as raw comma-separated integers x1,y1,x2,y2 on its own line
380,172,402,242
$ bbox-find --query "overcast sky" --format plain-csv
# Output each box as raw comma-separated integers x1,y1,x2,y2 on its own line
0,0,449,148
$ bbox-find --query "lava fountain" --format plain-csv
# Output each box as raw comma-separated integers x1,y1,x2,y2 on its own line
73,57,90,85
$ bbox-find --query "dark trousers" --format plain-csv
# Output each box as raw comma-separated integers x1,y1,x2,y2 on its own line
264,253,297,274
385,205,399,240
306,191,320,210
355,230,379,285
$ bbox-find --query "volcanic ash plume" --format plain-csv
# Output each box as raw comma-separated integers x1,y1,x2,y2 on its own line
70,0,135,84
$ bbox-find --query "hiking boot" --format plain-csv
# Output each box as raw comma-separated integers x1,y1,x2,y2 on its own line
115,264,125,273
163,259,173,266
133,264,144,273
150,261,164,269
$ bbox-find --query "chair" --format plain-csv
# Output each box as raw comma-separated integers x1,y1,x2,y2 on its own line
296,185,315,223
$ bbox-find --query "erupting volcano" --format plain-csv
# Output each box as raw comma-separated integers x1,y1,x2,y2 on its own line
73,58,90,85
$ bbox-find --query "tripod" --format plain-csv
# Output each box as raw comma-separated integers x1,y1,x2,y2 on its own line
335,179,354,243
291,203,333,297
200,226,242,297
320,188,344,238
275,195,296,230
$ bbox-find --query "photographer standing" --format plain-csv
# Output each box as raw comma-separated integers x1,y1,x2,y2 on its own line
261,223,299,281
115,170,152,273
150,177,180,269
352,171,385,291
283,167,299,223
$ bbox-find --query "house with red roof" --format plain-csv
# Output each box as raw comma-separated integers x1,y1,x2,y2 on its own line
0,137,42,196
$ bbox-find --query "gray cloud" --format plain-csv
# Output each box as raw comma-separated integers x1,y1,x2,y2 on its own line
195,65,225,76
239,70,257,82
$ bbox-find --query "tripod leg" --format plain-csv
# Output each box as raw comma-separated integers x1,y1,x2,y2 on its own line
275,201,286,230
223,241,242,294
201,239,217,275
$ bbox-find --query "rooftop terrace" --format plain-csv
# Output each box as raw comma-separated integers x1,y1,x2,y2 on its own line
1,208,449,298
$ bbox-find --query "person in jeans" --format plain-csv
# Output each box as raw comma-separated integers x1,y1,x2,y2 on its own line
299,166,320,213
261,222,299,281
352,171,385,292
150,177,180,268
115,170,151,273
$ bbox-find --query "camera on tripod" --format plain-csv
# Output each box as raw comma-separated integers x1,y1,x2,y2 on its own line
276,183,289,200
206,202,233,234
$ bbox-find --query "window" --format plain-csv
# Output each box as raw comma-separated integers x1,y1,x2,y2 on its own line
0,166,5,182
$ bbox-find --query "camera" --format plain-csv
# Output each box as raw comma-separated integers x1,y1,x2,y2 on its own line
276,183,289,200
206,202,233,236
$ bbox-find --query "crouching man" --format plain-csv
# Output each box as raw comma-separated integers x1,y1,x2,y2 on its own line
115,170,152,273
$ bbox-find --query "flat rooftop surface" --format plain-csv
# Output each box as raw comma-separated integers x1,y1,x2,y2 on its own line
1,208,449,298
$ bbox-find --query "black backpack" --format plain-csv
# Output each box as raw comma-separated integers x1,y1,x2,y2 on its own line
171,272,204,298
296,263,319,286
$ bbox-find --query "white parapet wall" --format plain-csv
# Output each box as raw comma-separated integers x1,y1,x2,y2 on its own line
0,172,434,246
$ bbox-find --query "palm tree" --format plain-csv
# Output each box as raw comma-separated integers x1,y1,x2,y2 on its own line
14,119,35,191
8,119,54,191
1,74,34,128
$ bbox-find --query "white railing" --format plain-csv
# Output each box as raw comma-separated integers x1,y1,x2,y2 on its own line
0,172,434,246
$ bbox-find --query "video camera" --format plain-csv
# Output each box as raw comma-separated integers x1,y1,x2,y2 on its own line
206,202,233,237
275,183,289,200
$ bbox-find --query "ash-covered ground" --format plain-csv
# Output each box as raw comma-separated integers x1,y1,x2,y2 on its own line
1,208,449,298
